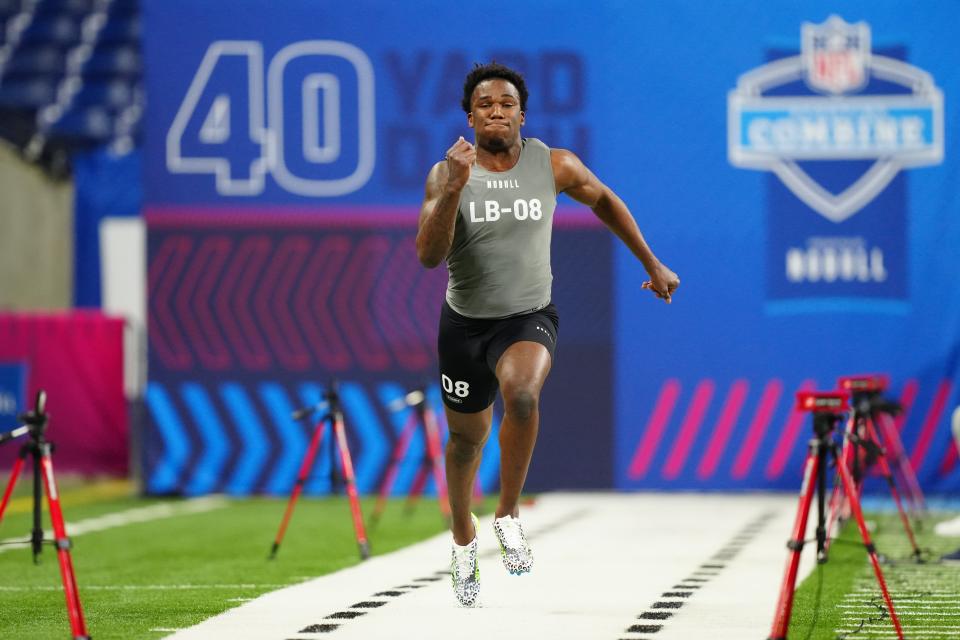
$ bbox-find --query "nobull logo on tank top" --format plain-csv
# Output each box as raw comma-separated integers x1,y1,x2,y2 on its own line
727,15,944,307
486,179,520,190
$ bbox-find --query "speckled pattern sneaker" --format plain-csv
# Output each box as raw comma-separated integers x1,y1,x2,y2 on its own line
493,514,532,575
451,513,481,607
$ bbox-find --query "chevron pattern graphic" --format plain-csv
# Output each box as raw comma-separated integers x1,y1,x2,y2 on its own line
148,230,447,373
143,380,502,496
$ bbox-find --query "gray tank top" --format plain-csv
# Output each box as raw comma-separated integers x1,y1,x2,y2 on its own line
445,138,557,319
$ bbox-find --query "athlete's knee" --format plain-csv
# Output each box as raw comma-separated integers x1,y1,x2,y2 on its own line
447,430,484,465
503,387,538,422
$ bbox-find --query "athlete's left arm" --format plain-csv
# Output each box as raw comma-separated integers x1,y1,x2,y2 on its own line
551,148,680,303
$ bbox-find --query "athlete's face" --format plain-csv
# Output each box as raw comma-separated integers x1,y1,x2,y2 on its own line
467,78,524,151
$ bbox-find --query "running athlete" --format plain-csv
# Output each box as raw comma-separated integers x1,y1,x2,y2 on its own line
416,62,680,607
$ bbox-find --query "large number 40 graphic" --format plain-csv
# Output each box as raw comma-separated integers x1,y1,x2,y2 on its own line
166,40,375,197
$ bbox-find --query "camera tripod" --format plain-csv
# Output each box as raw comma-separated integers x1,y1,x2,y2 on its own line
0,391,90,640
824,375,923,561
269,382,370,561
768,390,902,640
371,386,450,525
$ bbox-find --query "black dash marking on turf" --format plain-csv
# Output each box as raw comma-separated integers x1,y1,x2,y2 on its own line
628,624,664,633
299,623,340,632
623,510,778,636
294,513,591,639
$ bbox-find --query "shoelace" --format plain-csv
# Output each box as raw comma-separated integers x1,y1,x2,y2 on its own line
453,544,475,577
498,518,526,549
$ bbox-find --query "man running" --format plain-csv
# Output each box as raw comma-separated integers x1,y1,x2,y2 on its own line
416,62,680,606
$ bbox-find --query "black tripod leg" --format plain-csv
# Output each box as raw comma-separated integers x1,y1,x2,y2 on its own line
815,438,828,563
32,441,43,563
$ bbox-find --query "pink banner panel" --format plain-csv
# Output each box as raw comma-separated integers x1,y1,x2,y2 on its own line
0,312,127,475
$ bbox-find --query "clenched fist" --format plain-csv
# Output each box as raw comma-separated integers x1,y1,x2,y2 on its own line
444,136,476,192
641,263,680,304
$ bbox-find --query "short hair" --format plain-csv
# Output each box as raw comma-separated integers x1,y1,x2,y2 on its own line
461,62,529,114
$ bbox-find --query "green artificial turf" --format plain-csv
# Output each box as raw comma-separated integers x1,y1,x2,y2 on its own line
0,485,463,640
788,512,960,639
3,480,957,640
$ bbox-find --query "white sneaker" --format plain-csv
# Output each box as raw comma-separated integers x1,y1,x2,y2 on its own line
451,513,480,607
493,514,532,575
934,515,960,537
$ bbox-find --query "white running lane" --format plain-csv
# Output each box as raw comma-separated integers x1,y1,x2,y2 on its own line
166,493,814,640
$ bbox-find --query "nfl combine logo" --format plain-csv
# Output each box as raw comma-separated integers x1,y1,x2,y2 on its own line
727,16,944,302
802,16,869,95
728,15,943,223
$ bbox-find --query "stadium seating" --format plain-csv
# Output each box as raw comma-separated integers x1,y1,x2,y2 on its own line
0,0,142,165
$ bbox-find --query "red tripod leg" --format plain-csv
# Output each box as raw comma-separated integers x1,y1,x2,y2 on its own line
332,411,370,560
0,452,26,524
864,418,922,560
768,446,820,640
836,457,905,640
39,448,90,640
422,407,450,518
371,413,418,523
877,411,926,513
270,420,327,558
404,466,430,514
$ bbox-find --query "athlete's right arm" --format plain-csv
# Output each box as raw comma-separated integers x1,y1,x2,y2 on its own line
416,137,476,268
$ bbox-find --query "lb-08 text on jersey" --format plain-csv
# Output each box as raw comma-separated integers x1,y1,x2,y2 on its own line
468,199,544,223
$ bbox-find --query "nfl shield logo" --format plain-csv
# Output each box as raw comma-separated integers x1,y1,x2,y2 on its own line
802,15,870,95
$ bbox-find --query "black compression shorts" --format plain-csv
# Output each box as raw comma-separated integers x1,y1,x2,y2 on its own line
437,300,559,413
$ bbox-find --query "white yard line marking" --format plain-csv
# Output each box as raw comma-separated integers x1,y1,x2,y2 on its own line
837,626,960,631
0,497,227,554
845,592,960,597
839,602,960,607
0,584,289,591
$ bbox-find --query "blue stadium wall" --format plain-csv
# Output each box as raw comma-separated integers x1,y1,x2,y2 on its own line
141,0,960,496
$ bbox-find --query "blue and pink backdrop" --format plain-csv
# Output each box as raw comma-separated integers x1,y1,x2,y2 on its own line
141,0,960,496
